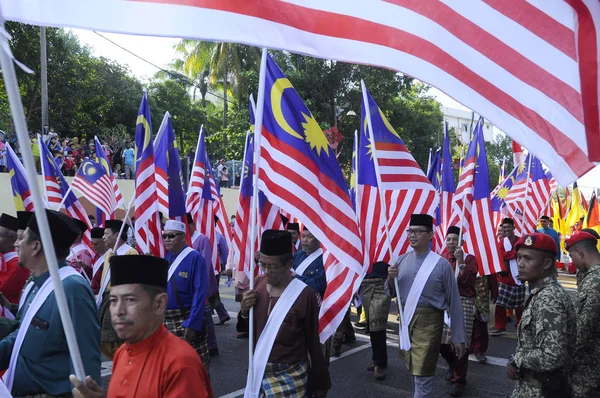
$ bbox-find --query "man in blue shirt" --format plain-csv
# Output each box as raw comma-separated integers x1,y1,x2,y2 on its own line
163,220,210,370
0,210,100,397
292,227,327,297
122,141,135,180
537,215,561,261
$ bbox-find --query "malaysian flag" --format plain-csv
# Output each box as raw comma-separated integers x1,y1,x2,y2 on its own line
95,136,123,211
232,129,255,278
426,148,441,252
72,159,118,216
258,53,364,342
7,1,598,186
6,144,33,212
459,122,504,275
512,140,525,167
39,137,93,253
153,112,171,216
349,130,358,212
433,124,455,253
521,156,554,234
154,112,187,220
186,127,217,272
134,91,164,257
361,83,438,260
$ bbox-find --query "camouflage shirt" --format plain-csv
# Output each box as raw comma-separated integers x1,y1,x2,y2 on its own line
572,263,600,398
511,275,576,398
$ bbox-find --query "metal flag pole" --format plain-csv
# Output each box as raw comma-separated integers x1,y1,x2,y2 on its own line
113,195,135,253
360,80,405,328
246,47,268,397
0,17,86,381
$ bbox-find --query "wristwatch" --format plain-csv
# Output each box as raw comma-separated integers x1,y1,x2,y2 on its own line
458,263,466,270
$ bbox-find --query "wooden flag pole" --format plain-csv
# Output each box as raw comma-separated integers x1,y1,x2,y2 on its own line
360,80,406,329
0,16,86,381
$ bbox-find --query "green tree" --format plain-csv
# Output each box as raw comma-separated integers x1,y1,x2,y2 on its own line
171,40,261,127
0,22,143,138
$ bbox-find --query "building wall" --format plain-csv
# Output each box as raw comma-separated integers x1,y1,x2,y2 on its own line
0,174,240,223
441,106,495,143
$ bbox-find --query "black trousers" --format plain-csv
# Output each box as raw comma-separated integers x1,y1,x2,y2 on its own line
370,330,388,368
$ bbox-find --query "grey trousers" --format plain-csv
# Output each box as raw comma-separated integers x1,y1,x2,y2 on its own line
413,375,434,398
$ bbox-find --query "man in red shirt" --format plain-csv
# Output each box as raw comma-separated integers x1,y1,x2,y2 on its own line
0,213,30,304
491,218,526,335
71,255,213,398
440,226,478,397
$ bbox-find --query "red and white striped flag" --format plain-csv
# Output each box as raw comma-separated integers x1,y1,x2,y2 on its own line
186,127,218,272
71,159,119,217
133,91,164,257
5,1,598,186
258,54,364,343
456,120,504,275
360,84,438,262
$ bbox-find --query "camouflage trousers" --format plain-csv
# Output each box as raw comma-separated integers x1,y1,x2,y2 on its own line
510,379,543,398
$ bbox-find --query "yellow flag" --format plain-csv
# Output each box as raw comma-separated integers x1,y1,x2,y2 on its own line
566,182,586,231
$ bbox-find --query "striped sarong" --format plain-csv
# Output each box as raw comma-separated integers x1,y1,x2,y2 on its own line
442,296,475,348
496,283,527,309
164,309,210,370
360,278,392,333
261,361,308,398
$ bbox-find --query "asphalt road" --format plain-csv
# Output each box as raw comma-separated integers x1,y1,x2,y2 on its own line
100,271,578,397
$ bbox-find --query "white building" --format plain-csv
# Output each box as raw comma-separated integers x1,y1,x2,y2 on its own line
441,106,496,143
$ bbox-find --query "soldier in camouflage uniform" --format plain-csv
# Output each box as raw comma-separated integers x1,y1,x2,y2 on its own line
565,232,600,398
507,233,576,398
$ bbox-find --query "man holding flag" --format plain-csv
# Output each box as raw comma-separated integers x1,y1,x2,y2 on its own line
491,218,525,336
0,210,100,397
386,214,465,398
239,230,330,398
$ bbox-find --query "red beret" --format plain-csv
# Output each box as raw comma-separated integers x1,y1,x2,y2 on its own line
565,232,598,250
515,233,557,255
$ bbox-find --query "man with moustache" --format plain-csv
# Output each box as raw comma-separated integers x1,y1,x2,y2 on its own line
239,230,330,397
386,214,465,398
70,255,213,398
163,220,210,369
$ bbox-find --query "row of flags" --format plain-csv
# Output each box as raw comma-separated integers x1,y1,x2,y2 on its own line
4,91,231,271
3,51,586,344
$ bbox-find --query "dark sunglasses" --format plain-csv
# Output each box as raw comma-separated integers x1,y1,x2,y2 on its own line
162,232,184,240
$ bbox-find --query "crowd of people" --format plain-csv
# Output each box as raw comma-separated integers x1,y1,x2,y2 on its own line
0,205,597,397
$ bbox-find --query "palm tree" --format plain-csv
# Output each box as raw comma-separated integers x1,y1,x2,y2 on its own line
171,40,260,128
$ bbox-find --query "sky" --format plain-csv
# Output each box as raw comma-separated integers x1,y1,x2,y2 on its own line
71,29,600,194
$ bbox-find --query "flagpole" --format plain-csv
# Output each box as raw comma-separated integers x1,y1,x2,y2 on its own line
113,195,135,253
0,15,86,382
520,154,534,234
247,47,268,396
55,185,74,211
360,80,405,329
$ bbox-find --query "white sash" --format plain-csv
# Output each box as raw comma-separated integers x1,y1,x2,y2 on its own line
96,244,134,308
0,379,11,398
168,247,194,281
399,251,440,351
503,237,522,286
3,252,17,263
191,231,200,247
294,248,323,276
3,267,81,392
244,278,307,398
92,253,107,279
18,283,34,312
67,243,89,262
